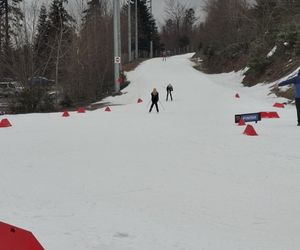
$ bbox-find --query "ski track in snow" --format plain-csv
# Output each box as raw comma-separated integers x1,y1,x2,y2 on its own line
1,53,300,250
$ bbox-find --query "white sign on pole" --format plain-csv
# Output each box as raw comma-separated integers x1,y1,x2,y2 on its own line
115,56,121,64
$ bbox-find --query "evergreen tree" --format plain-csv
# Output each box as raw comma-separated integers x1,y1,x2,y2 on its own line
34,5,49,75
48,0,74,32
177,8,196,49
47,0,75,83
0,0,23,49
0,0,23,77
253,0,279,36
83,0,106,23
78,0,113,101
183,8,196,32
137,0,160,55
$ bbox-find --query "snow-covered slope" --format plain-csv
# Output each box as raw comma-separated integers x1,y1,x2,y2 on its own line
1,54,300,250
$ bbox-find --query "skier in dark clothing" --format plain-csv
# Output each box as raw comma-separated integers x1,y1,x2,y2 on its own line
162,50,167,61
166,84,173,101
278,69,300,126
149,88,159,113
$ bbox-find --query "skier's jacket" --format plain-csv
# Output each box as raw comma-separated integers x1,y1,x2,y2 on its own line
166,84,173,92
151,92,159,103
279,70,300,98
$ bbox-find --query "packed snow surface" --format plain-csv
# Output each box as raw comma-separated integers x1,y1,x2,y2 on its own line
1,54,300,250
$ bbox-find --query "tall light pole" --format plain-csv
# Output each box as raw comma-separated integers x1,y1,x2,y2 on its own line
117,0,121,69
128,0,132,62
149,0,153,58
135,0,138,59
113,0,121,93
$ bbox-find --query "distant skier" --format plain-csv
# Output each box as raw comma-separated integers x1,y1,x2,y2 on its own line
149,88,159,113
166,84,173,101
278,69,300,126
162,50,167,61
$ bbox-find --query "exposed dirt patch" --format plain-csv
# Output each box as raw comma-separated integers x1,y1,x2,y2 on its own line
193,52,299,101
122,59,146,72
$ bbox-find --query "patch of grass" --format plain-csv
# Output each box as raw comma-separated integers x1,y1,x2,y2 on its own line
122,59,146,72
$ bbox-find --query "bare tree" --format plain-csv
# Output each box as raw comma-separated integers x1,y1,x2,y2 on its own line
161,0,197,53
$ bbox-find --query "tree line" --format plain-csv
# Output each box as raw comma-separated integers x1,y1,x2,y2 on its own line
0,0,199,113
3,0,299,112
0,0,168,113
195,0,300,85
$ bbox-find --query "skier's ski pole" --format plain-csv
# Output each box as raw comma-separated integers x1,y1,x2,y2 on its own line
159,100,165,111
146,100,151,111
146,100,151,107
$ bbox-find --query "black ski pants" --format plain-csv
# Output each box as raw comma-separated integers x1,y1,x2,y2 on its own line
149,102,159,112
296,98,300,125
166,91,173,101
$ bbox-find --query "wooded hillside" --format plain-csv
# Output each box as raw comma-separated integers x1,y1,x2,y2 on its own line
194,0,300,89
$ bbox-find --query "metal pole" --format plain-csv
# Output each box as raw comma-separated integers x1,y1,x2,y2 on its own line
150,41,153,58
149,0,153,58
135,0,138,59
128,0,132,62
113,0,120,93
117,0,121,69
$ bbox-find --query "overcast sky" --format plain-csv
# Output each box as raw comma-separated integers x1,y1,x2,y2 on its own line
152,0,204,27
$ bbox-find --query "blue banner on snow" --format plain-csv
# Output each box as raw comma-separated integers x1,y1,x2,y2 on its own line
235,112,261,123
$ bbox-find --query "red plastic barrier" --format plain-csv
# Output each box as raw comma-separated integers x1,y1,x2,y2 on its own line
260,112,269,118
62,111,70,117
268,112,280,118
77,107,86,113
238,118,246,126
105,106,111,112
273,103,285,108
260,111,280,118
0,118,12,128
243,125,258,136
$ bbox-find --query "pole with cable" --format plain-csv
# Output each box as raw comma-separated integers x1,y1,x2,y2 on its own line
149,0,153,58
113,0,121,93
128,0,132,62
117,0,121,70
135,0,138,59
